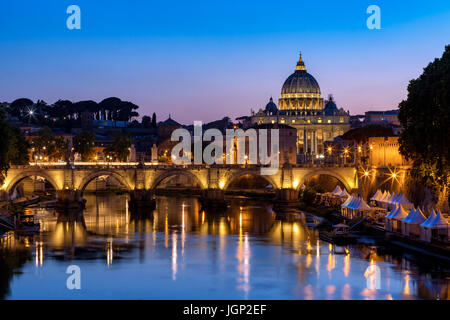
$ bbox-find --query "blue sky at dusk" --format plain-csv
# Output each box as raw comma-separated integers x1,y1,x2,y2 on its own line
1,0,449,123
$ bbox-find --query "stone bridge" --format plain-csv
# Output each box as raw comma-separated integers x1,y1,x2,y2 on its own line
1,163,359,208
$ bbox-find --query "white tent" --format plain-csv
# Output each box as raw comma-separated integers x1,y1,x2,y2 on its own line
378,191,388,203
370,190,382,201
341,196,372,219
422,210,450,243
339,189,350,198
389,205,409,233
420,209,436,241
421,209,436,228
387,192,397,204
392,194,413,209
386,204,399,219
385,204,399,231
378,191,391,209
402,207,427,237
341,196,355,218
351,198,371,210
332,185,343,196
341,195,354,208
391,193,402,204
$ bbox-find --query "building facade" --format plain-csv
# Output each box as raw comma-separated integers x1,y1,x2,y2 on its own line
251,54,350,159
367,136,411,167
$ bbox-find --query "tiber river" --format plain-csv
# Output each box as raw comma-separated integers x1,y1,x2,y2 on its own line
0,194,448,300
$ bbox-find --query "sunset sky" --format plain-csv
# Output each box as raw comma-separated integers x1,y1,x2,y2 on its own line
1,0,449,123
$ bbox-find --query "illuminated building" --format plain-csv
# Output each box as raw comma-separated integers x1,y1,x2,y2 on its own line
251,54,350,159
367,136,411,167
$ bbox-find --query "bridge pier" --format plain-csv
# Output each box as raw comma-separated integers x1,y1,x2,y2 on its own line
56,190,85,212
200,188,227,208
274,188,299,210
128,189,156,211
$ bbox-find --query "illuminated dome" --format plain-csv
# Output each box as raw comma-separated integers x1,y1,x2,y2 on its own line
281,56,321,95
264,97,278,114
278,54,323,111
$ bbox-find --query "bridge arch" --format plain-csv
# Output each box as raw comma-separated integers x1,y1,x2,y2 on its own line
150,170,206,190
77,170,132,195
301,169,354,192
223,171,279,190
5,170,61,194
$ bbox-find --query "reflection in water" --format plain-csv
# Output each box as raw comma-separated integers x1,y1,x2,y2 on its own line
0,194,449,300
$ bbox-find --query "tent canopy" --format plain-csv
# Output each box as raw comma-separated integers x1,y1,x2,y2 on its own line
427,210,449,228
332,185,343,196
386,204,399,219
379,191,391,203
341,196,354,208
344,197,371,210
393,194,412,206
339,189,350,198
403,207,427,224
391,205,409,220
387,192,397,204
370,190,382,201
421,209,436,228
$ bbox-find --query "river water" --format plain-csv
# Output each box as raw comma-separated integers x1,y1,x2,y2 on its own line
0,194,448,300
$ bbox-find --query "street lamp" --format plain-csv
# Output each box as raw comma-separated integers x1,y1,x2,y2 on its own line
343,148,349,165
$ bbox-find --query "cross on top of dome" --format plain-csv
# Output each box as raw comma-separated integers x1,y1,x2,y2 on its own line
296,52,306,71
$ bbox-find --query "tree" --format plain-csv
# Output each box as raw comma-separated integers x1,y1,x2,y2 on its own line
104,134,131,162
9,98,33,118
118,101,139,121
32,127,68,162
5,125,30,165
398,45,450,210
342,125,394,143
0,109,30,185
99,97,122,121
73,131,96,161
151,112,157,128
142,115,151,128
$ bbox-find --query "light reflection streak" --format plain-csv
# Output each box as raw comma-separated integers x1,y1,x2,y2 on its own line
35,241,44,267
327,252,335,274
106,237,113,266
236,233,250,298
315,240,320,278
172,232,178,280
403,273,411,296
343,252,350,277
181,203,185,257
341,284,351,300
164,213,168,248
304,284,314,300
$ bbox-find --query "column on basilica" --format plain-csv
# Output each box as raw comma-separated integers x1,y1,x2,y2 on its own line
304,129,308,155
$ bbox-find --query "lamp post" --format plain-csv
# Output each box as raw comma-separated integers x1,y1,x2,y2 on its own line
343,148,349,165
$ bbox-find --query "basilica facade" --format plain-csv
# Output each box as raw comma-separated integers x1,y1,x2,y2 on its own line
251,54,350,157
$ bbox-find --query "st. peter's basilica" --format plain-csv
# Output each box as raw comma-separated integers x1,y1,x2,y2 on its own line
251,54,350,158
